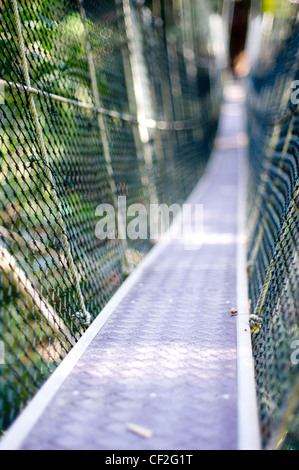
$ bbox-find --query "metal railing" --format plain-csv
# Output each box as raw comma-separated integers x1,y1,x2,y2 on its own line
0,0,221,434
246,1,299,449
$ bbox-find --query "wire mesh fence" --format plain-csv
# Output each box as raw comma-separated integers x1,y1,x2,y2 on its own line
247,2,299,450
0,0,221,433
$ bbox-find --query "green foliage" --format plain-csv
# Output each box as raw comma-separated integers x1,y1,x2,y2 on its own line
0,0,114,429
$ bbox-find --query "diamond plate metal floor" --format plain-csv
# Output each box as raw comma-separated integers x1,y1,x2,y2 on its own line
0,83,260,450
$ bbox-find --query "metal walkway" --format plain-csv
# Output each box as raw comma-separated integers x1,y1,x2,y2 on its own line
0,83,261,451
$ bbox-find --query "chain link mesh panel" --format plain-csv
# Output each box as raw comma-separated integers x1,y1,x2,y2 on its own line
247,3,299,450
0,0,221,433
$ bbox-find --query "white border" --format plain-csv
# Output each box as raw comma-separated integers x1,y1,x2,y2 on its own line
0,233,169,450
236,140,261,451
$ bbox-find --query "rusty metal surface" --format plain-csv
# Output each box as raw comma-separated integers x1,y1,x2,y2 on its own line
17,87,246,451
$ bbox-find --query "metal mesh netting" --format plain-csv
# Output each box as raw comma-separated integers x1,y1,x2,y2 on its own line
0,0,221,432
247,2,299,449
